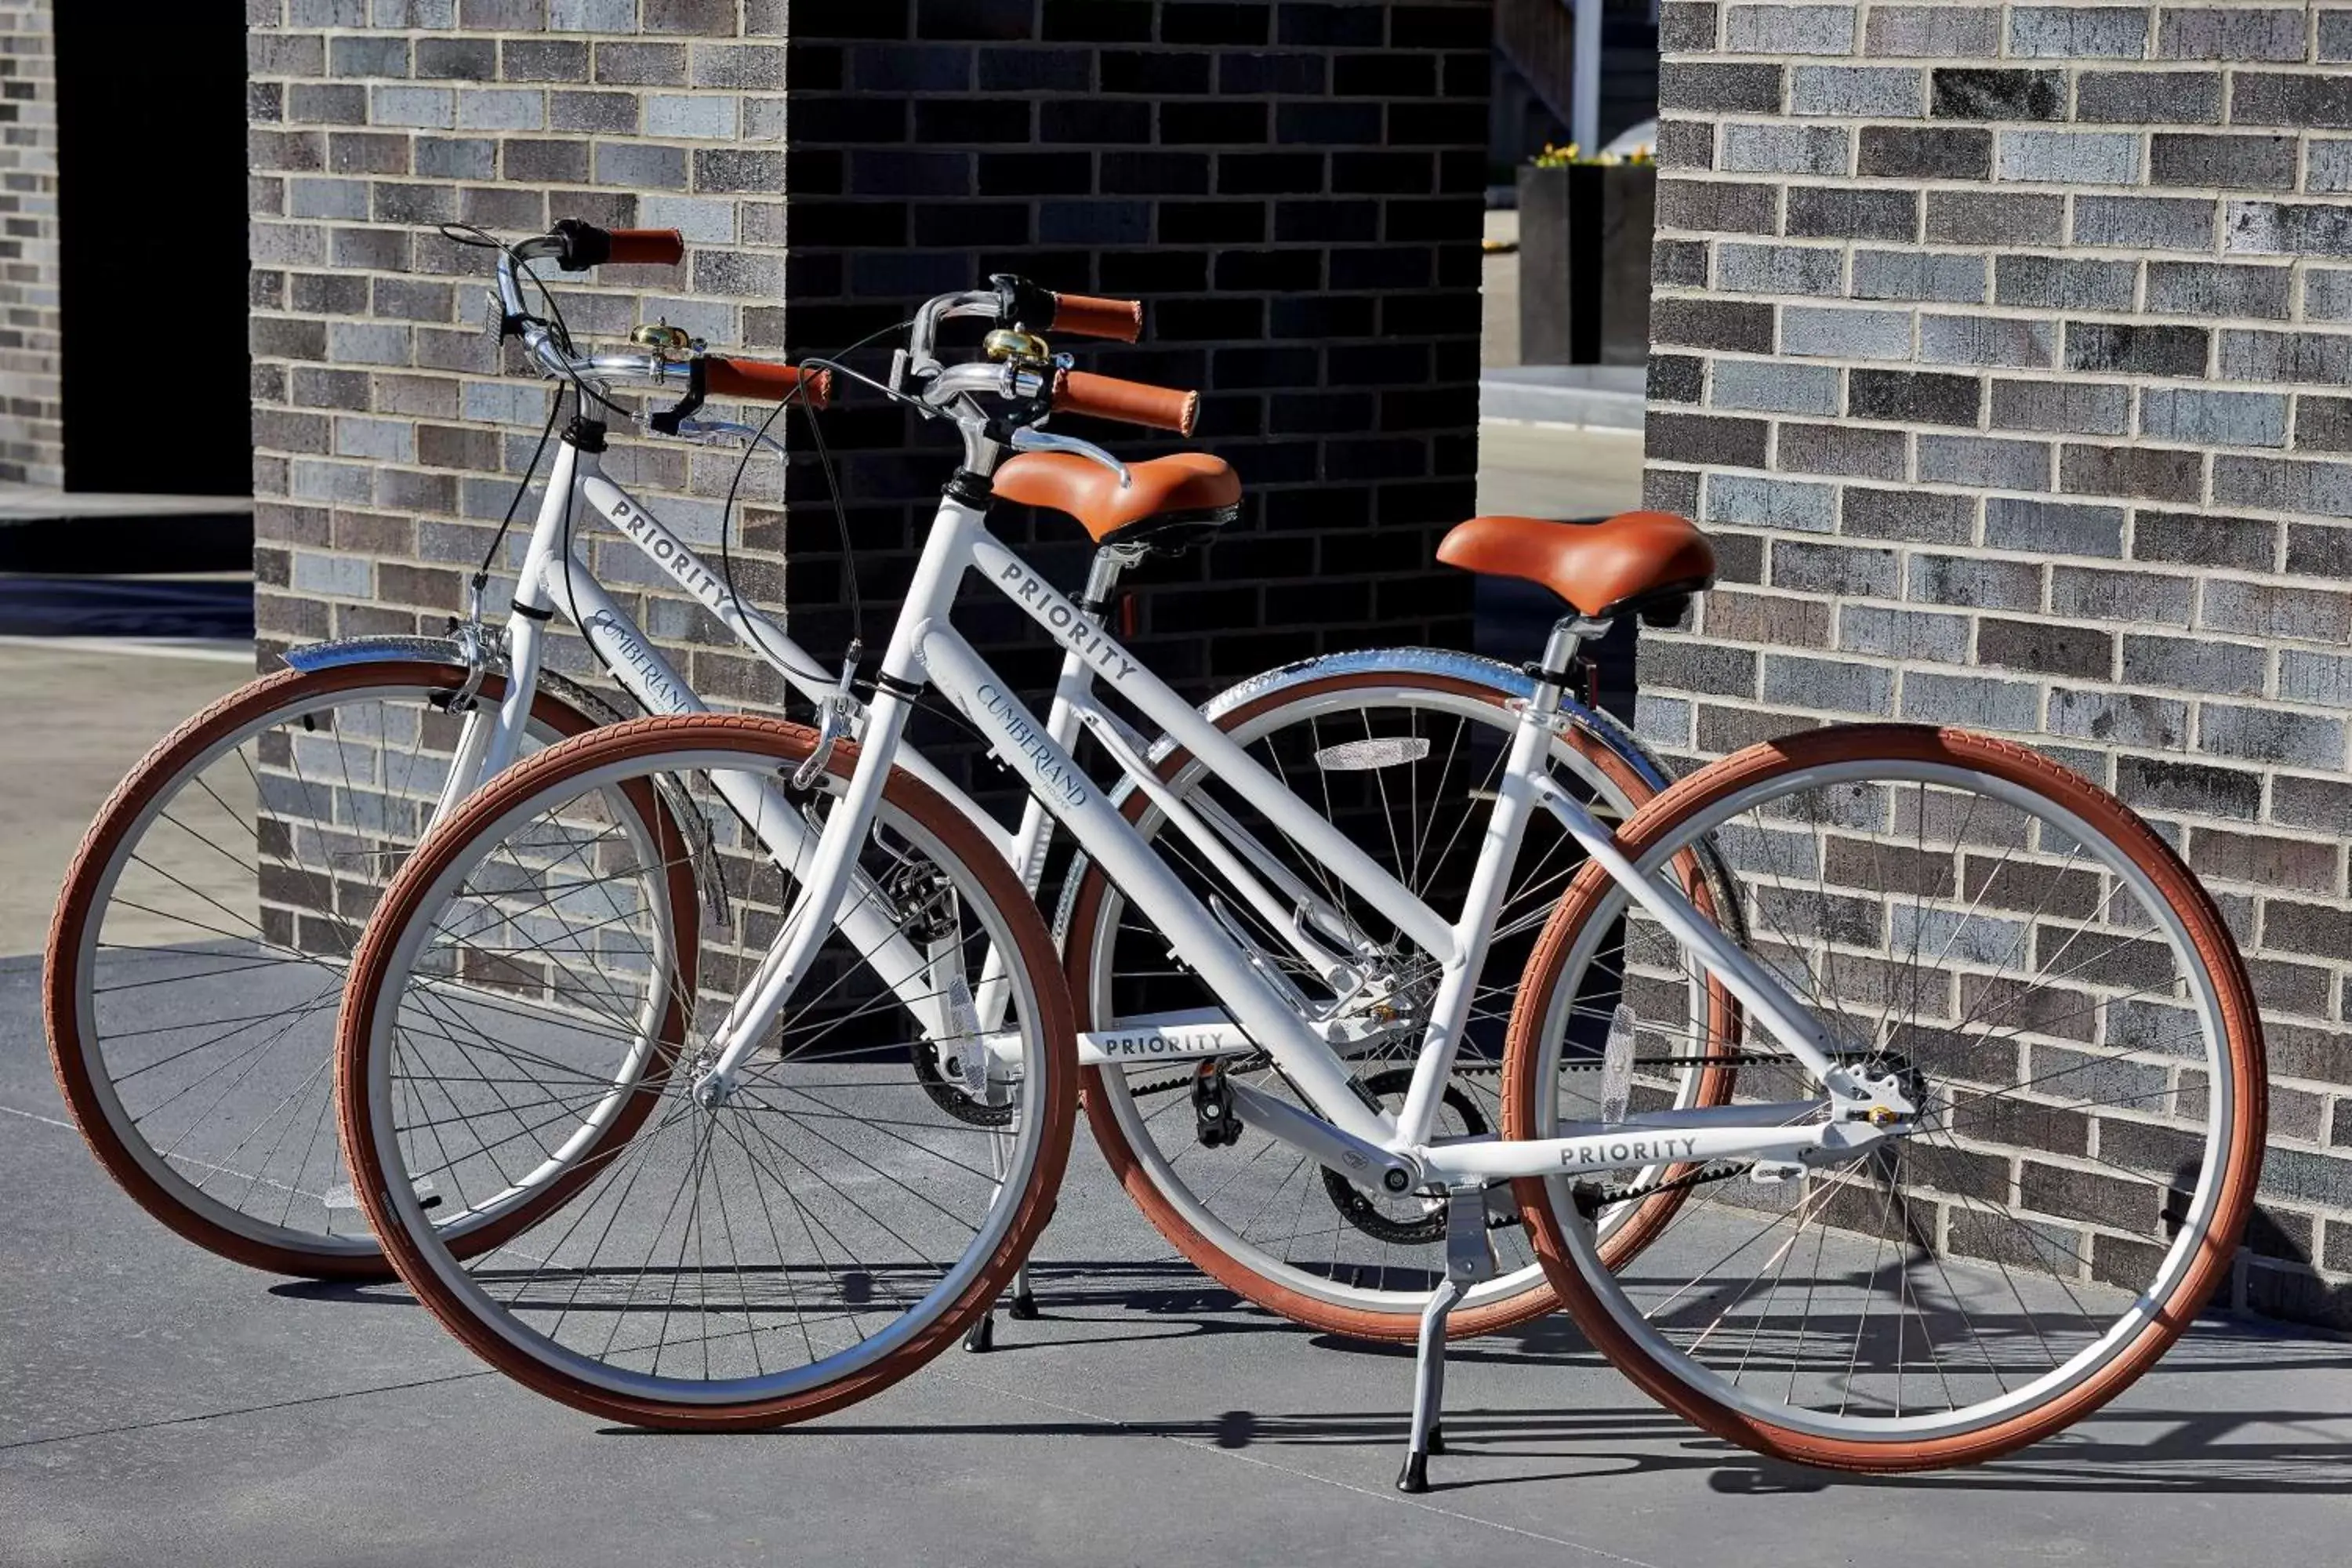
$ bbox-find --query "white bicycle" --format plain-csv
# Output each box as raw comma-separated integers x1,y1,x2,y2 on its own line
329,249,2266,1480
45,220,1701,1344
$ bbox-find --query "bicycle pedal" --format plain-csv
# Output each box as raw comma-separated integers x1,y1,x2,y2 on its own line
1193,1062,1243,1147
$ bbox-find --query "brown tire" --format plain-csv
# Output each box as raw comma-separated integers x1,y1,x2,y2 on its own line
1503,724,2266,1471
1064,666,1735,1343
43,659,688,1279
335,713,1078,1429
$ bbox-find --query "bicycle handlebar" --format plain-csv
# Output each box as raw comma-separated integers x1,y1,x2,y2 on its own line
1043,292,1143,343
1050,370,1198,435
706,354,833,408
486,221,826,414
551,218,686,271
491,223,1181,434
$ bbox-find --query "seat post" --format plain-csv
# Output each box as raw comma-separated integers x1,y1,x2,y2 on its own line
1526,615,1610,718
1079,545,1149,626
1080,548,1127,617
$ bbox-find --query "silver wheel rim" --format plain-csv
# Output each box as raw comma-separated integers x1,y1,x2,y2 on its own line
67,678,575,1258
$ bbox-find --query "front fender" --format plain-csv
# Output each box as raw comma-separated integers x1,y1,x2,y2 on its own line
281,633,506,678
276,635,731,935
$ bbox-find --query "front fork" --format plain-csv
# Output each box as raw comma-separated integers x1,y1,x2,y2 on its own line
428,435,583,826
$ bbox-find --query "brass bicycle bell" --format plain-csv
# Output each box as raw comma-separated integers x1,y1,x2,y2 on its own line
630,320,695,355
982,326,1053,370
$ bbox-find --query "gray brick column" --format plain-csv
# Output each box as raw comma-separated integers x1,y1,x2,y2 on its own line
247,0,790,708
0,0,60,488
1646,0,2352,1324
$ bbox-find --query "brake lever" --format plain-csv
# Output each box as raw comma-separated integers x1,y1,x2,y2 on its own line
1009,426,1131,487
670,417,789,459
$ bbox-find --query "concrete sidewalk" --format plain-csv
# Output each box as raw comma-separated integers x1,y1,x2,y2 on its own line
5,949,2352,1567
0,641,251,953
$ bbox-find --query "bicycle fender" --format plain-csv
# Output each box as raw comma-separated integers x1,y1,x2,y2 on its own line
276,635,734,936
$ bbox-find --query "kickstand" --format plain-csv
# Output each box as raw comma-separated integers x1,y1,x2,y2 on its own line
965,1128,1021,1353
962,1262,1035,1352
1397,1184,1497,1494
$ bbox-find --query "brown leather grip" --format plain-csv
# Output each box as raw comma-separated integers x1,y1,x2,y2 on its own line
604,228,686,267
705,356,833,409
1048,292,1145,343
1051,369,1199,435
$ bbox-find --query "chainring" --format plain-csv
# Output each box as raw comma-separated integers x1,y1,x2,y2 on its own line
1318,1065,1517,1245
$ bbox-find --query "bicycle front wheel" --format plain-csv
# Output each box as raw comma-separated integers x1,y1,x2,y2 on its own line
1503,724,2264,1470
336,714,1077,1428
43,659,637,1276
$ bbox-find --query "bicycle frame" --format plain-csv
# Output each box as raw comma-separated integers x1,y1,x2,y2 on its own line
428,423,1325,1066
689,482,1916,1192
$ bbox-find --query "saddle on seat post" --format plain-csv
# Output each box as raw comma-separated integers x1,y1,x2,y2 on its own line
1435,511,1717,626
992,451,1242,554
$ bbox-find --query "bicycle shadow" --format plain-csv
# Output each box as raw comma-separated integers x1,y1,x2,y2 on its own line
574,1268,2352,1499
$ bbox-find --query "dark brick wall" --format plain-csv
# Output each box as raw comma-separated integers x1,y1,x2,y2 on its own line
782,0,1491,763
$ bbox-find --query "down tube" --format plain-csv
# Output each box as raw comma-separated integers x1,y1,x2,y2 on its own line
539,554,952,1039
913,619,1393,1151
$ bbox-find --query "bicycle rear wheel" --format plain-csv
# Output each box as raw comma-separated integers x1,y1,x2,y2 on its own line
1065,659,1737,1341
336,714,1077,1428
1504,725,2264,1469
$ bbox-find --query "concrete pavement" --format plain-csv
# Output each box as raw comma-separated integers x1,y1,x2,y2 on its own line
1476,419,1645,518
0,641,251,954
5,946,2352,1567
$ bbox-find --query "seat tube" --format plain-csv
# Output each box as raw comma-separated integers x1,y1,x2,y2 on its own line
975,546,1126,1029
1392,618,1592,1147
1014,546,1125,887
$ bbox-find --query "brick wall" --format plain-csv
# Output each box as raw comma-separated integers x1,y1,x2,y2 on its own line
246,0,791,699
0,0,60,488
784,0,1488,770
247,0,1489,764
1644,0,2352,1325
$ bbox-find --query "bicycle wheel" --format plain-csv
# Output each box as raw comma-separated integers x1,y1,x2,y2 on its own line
336,714,1077,1428
42,658,673,1277
1064,656,1737,1341
1503,725,2264,1469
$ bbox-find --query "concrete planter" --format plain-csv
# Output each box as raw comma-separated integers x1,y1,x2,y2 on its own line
1516,162,1654,366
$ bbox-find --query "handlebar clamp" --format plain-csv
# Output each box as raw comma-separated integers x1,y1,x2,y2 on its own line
990,273,1059,333
648,356,710,437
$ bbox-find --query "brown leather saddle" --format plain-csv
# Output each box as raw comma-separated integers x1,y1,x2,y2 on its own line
1436,511,1717,624
993,451,1242,552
